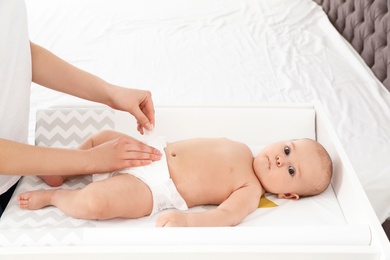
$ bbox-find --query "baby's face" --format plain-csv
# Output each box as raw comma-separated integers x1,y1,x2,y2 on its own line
253,139,322,198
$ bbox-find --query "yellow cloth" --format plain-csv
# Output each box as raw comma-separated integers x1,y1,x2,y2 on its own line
258,194,278,208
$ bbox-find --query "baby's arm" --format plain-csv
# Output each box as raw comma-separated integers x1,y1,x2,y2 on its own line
156,183,263,227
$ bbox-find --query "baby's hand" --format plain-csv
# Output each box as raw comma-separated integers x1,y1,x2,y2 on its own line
155,210,188,227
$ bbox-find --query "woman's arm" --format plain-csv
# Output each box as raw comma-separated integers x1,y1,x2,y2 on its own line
30,42,110,106
0,135,160,177
30,42,154,133
0,138,90,176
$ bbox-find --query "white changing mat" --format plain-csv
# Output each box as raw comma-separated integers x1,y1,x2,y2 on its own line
0,175,347,246
0,106,348,246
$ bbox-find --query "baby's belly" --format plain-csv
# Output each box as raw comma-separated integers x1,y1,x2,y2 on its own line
165,148,234,207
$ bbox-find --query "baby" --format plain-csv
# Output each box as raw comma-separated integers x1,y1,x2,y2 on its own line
18,130,332,227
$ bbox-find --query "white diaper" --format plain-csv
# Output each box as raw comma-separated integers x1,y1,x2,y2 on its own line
92,133,188,216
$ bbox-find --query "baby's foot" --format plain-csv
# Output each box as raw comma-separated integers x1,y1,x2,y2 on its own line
39,175,66,187
18,190,55,210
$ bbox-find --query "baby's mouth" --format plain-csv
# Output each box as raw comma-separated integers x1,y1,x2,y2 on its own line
267,156,271,169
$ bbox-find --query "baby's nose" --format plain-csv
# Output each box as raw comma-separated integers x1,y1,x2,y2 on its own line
276,155,284,166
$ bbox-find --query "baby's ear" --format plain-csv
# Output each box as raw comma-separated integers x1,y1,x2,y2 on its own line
278,193,300,200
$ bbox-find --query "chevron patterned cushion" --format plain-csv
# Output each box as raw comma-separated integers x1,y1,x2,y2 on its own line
35,107,115,148
0,107,117,246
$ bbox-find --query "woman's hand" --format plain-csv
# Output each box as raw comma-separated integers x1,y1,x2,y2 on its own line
86,136,161,173
107,85,155,135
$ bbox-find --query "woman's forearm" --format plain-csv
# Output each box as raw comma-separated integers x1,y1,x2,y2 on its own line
30,42,113,106
30,41,156,133
1,134,161,177
0,138,91,176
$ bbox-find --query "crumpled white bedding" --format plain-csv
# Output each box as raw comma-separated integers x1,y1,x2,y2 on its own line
24,0,390,222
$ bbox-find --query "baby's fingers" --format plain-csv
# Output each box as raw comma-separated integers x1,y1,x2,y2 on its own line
155,214,169,227
155,211,185,227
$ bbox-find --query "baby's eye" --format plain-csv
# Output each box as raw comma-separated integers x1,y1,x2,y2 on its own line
284,146,291,155
288,166,295,176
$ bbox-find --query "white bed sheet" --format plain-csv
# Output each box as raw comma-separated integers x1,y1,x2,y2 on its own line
24,0,390,224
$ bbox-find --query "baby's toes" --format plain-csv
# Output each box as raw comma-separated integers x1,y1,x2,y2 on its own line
17,194,31,208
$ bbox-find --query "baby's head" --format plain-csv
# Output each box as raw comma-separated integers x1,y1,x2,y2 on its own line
253,138,332,200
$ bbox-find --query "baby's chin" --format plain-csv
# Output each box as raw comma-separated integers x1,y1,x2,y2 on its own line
254,152,266,163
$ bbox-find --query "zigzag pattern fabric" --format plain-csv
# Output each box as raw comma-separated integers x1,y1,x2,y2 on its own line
0,176,93,246
35,108,115,148
0,107,116,246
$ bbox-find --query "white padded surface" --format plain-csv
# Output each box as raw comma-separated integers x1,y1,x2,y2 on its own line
0,106,355,247
116,105,316,145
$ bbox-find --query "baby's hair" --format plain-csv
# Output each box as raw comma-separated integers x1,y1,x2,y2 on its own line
300,138,333,197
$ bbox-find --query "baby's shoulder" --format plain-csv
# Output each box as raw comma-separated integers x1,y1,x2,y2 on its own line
219,138,252,156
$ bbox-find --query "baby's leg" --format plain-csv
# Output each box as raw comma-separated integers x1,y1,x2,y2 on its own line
18,174,153,220
39,174,83,187
18,189,90,214
18,189,56,210
38,175,67,187
38,134,97,187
